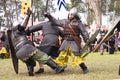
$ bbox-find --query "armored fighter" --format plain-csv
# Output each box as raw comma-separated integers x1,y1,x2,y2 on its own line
8,9,65,76
44,7,89,74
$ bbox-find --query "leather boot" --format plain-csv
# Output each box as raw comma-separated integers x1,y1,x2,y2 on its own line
24,58,36,76
35,68,44,74
46,59,66,73
79,63,88,74
119,65,120,75
27,66,34,76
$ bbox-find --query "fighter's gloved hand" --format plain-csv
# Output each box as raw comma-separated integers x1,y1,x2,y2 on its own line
25,29,31,36
44,12,50,17
26,8,32,16
18,24,25,31
84,37,89,43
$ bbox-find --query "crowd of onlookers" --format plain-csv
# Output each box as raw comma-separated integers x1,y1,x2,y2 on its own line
89,27,120,55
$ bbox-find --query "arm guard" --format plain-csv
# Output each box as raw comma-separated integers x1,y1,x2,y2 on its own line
21,8,32,28
44,12,64,27
78,22,89,43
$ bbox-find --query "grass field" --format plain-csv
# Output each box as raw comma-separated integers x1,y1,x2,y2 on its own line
0,51,120,80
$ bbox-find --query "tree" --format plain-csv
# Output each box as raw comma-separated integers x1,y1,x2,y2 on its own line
3,0,10,29
69,0,94,26
32,0,55,21
1,0,55,30
1,0,21,29
70,0,86,12
86,0,119,27
87,0,102,27
109,0,120,19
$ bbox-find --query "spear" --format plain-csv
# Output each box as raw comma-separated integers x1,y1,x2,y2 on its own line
45,0,49,12
31,0,34,41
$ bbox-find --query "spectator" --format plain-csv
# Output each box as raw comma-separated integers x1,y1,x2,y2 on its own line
117,32,120,51
89,36,97,51
45,7,89,74
108,36,115,54
0,31,9,59
97,33,109,55
33,32,41,47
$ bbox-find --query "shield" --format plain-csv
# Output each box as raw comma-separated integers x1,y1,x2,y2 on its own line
81,29,100,57
7,30,18,74
93,17,120,52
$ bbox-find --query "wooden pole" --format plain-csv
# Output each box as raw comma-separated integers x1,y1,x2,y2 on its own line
31,0,34,41
15,0,18,20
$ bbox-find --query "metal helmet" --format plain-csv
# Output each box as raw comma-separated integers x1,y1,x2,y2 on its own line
68,7,80,19
13,21,20,27
69,7,78,15
76,13,81,19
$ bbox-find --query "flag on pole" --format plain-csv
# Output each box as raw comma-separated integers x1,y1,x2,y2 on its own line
57,0,66,11
21,0,31,17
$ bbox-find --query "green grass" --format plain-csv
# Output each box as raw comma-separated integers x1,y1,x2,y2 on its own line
1,51,120,80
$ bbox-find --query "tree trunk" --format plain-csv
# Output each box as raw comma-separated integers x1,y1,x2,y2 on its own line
15,0,18,20
3,0,10,29
88,0,102,28
70,0,76,8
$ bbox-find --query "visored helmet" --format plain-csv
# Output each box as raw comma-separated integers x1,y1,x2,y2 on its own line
13,21,20,27
68,7,80,20
69,7,78,15
12,21,21,30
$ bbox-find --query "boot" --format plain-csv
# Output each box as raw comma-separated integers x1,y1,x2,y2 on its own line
0,54,4,59
79,63,88,74
24,58,36,76
35,68,44,74
119,65,120,75
46,59,66,73
27,66,34,76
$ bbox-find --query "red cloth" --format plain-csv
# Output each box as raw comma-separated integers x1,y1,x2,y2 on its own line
0,42,3,47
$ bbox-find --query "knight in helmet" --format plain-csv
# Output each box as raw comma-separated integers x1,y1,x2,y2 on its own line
25,19,64,74
10,9,65,76
44,7,89,74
